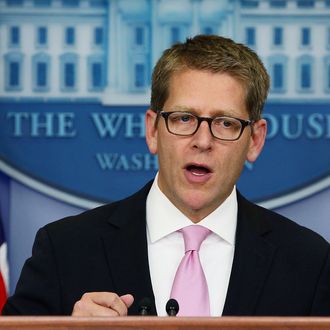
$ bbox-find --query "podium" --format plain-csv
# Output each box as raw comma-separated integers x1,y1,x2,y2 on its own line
1,317,330,330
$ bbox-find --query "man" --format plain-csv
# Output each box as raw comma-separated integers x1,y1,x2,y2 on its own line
3,35,330,316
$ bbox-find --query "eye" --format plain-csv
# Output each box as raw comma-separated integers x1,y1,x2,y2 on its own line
222,120,233,128
180,115,192,122
213,117,240,129
170,113,194,123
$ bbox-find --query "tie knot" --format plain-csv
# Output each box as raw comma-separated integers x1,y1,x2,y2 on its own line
180,225,211,252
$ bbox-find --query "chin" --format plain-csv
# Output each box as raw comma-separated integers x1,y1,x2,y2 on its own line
182,194,210,212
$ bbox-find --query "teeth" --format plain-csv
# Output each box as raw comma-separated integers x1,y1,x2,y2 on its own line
192,171,205,176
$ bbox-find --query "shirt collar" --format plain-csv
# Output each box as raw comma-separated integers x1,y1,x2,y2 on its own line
146,173,237,245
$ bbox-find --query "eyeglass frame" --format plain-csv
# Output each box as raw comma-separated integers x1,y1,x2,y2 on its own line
159,111,255,141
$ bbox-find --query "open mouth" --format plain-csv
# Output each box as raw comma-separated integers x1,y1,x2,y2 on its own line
186,164,211,176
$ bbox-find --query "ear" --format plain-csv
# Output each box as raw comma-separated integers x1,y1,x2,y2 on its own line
145,109,158,155
246,118,267,163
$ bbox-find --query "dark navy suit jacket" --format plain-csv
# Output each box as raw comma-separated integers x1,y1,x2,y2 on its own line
3,181,330,315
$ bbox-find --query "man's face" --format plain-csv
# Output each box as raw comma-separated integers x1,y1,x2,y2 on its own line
146,69,267,222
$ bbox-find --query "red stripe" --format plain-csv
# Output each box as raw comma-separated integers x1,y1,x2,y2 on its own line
0,272,7,313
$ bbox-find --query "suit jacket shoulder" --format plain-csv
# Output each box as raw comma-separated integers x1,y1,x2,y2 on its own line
237,191,329,246
45,179,153,235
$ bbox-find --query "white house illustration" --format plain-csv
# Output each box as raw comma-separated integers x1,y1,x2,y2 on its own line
0,0,329,104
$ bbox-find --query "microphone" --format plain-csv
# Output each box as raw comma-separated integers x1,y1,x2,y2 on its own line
166,298,179,316
138,297,152,316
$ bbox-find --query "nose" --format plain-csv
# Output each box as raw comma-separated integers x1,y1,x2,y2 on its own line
191,120,213,151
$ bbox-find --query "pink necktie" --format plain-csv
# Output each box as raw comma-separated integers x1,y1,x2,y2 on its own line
170,225,211,316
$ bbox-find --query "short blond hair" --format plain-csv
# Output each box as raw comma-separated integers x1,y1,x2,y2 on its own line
151,35,270,120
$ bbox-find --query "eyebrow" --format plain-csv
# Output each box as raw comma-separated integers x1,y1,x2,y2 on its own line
170,106,240,118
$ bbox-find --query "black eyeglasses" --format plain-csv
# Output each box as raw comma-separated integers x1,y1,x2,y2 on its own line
160,111,254,141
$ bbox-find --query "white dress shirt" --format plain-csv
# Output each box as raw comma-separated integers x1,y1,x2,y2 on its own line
146,176,237,316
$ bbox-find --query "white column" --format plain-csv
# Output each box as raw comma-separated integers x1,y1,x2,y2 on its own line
191,0,201,36
107,0,118,91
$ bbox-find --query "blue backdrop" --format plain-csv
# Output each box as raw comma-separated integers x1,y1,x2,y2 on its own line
0,0,329,293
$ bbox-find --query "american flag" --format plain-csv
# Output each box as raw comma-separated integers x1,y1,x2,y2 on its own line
0,216,8,313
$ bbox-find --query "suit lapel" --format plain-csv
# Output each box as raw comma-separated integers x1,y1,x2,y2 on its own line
223,192,277,316
101,182,157,315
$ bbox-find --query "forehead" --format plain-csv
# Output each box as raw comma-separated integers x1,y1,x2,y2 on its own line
165,69,248,118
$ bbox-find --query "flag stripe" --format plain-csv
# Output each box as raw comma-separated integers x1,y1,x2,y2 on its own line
0,217,8,313
0,272,6,312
